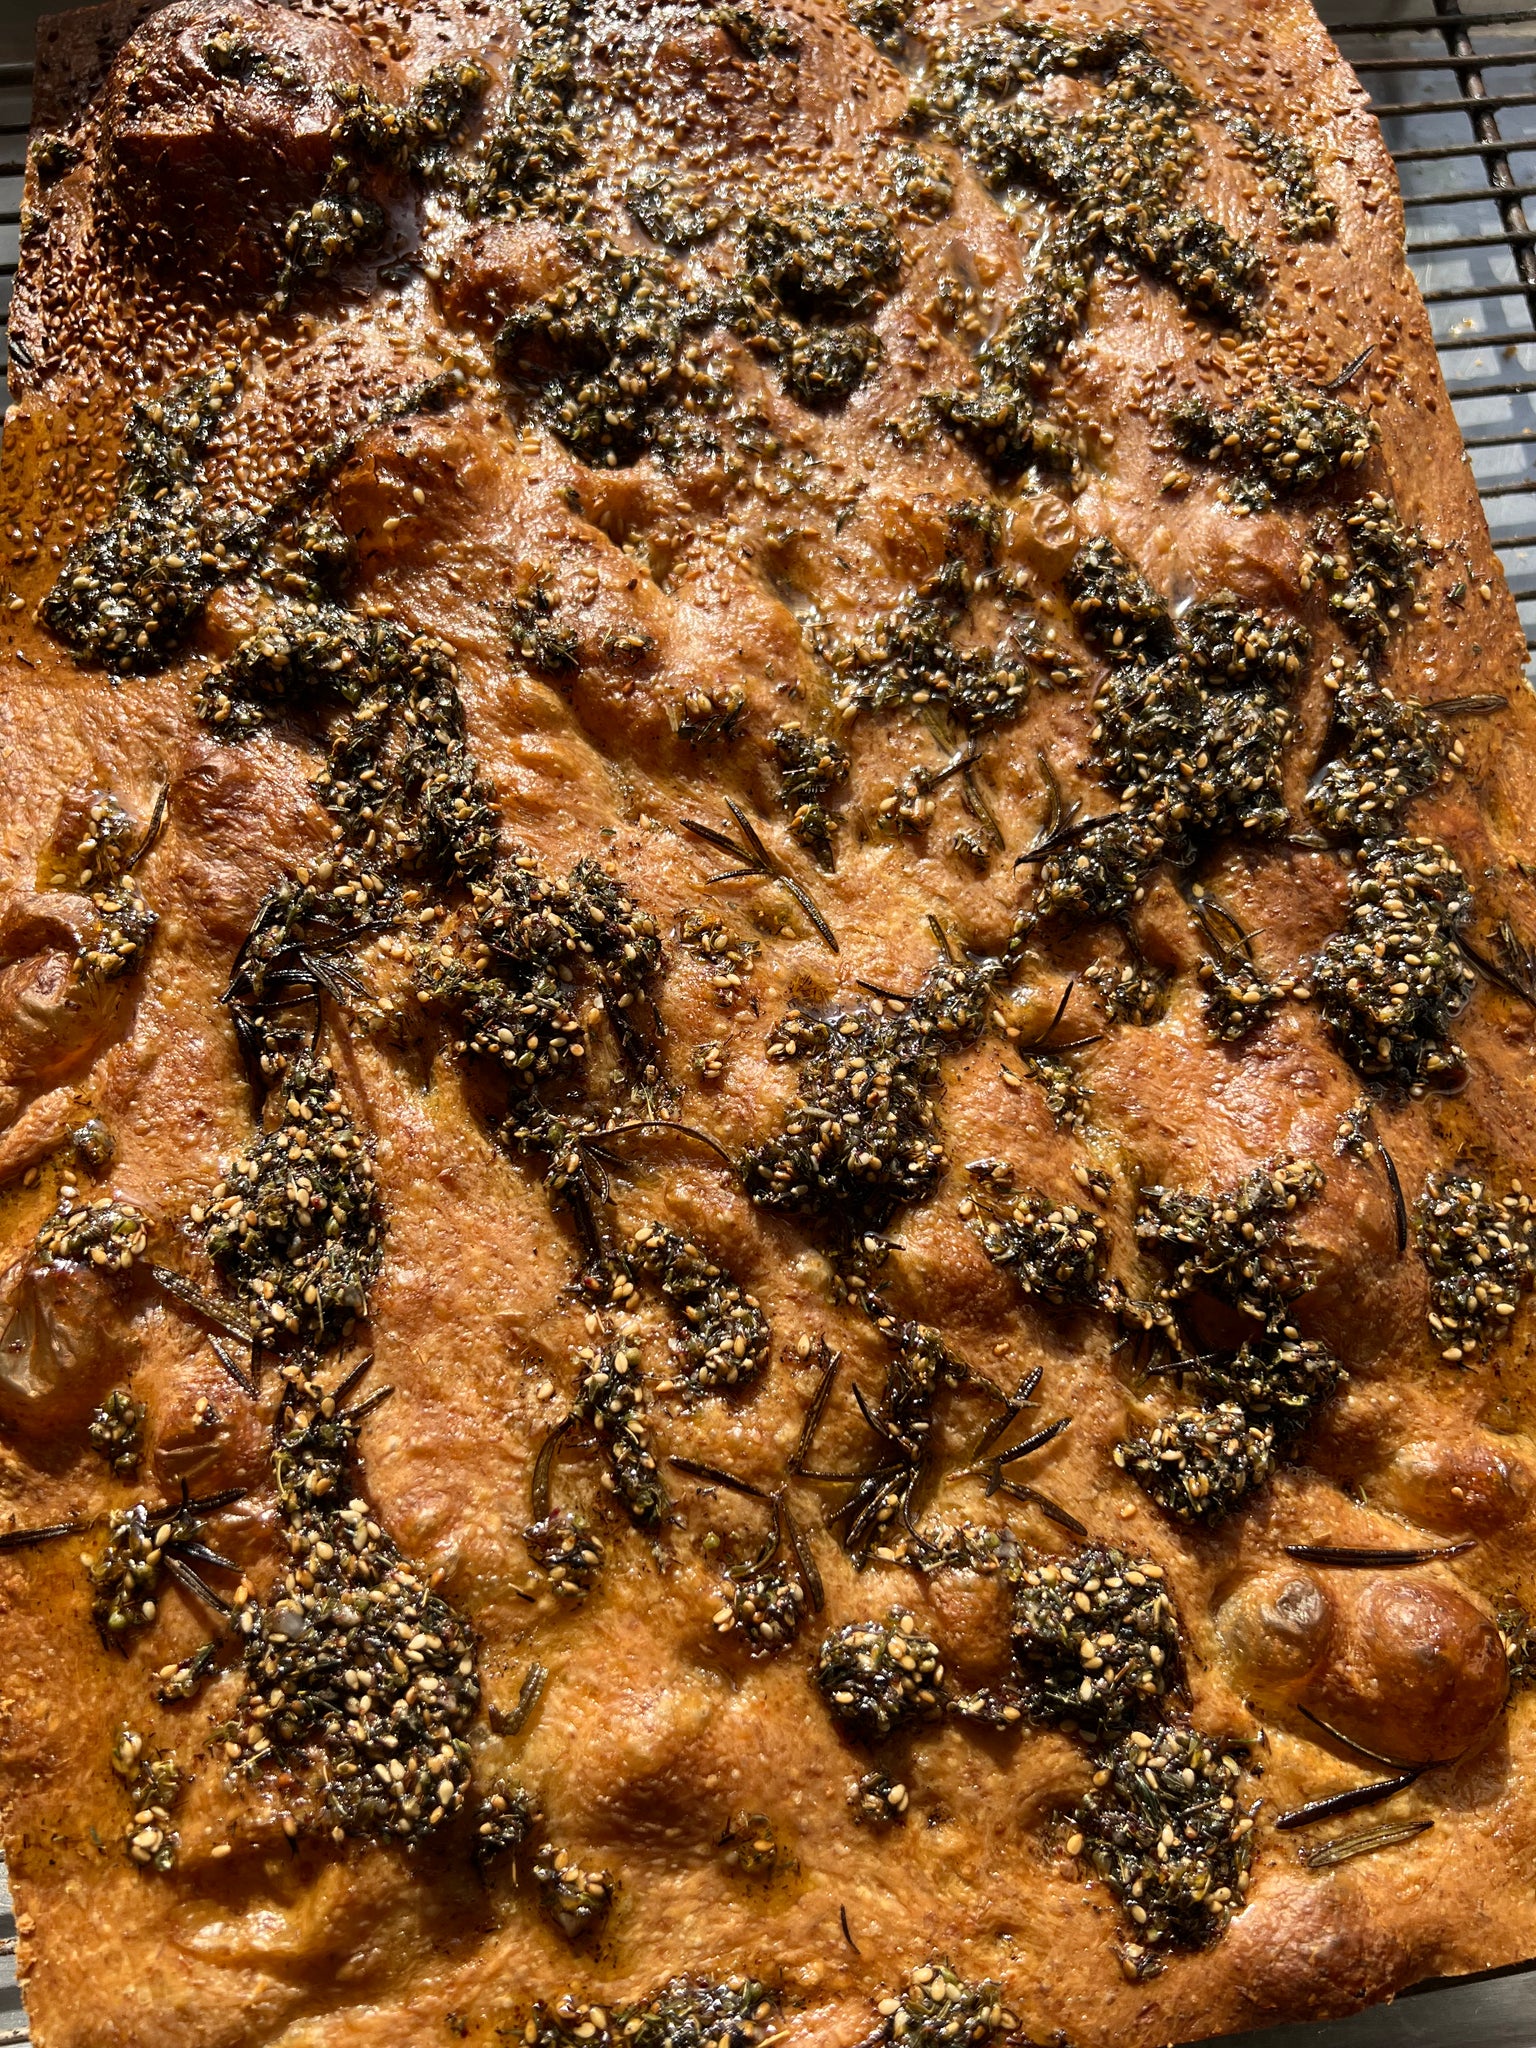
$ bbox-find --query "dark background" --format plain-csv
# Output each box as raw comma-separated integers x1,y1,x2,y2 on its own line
1,3,54,66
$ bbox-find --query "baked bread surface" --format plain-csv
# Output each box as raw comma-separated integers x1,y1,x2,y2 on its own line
1,0,1534,2041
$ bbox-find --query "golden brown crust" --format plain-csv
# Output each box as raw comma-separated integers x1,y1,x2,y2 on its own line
1,0,1534,2042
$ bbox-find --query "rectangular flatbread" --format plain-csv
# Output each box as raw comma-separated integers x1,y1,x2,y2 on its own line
1,0,1533,2041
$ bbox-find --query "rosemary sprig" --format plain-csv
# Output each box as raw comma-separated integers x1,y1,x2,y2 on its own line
1459,917,1536,1012
669,1456,770,1500
1297,1704,1444,1772
991,1477,1088,1537
789,1344,840,1475
668,1458,824,1613
968,1365,1042,1460
207,1335,259,1399
1379,1140,1408,1256
1421,692,1508,717
1275,1770,1420,1832
150,1265,258,1346
680,800,840,953
1284,1540,1474,1568
1297,1816,1432,1869
489,1661,548,1737
1321,343,1376,391
1014,751,1086,867
529,1415,572,1522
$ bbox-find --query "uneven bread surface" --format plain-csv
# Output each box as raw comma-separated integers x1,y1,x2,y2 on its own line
1,0,1534,2042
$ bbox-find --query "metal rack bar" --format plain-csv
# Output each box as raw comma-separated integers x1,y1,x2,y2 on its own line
1373,89,1536,111
1332,6,1536,25
1391,134,1536,156
1350,46,1536,66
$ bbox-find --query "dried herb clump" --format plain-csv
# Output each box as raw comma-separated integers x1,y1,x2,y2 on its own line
474,1777,539,1868
847,0,915,54
1188,1335,1344,1443
534,1844,615,1939
52,794,158,982
111,1725,182,1873
1116,1402,1277,1521
528,1980,773,2048
275,62,487,300
744,957,995,1229
1137,1159,1323,1323
725,1566,806,1653
727,196,900,406
626,1224,771,1391
868,1966,1010,2048
1120,1161,1342,1519
772,723,849,869
1311,837,1475,1087
850,1769,910,1824
1020,543,1309,934
1306,495,1420,649
525,1509,605,1597
831,564,1034,732
888,146,955,219
914,22,1278,475
1197,944,1281,1043
574,1339,666,1526
1170,379,1371,510
89,1387,146,1475
1416,1173,1536,1360
1084,953,1169,1027
43,364,241,672
494,230,715,463
965,1185,1109,1307
815,1609,947,1741
87,1492,230,1643
474,0,591,215
36,1192,148,1271
627,165,723,248
1307,668,1450,838
418,848,665,1241
419,848,661,1089
194,1052,381,1347
1224,114,1337,238
1074,1725,1253,1961
228,1363,480,1844
1012,1550,1177,1729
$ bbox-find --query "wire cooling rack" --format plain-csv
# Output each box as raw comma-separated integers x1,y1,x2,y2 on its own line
0,7,1534,2048
1321,0,1536,675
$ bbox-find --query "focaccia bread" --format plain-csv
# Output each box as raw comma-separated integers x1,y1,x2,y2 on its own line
1,0,1534,2040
